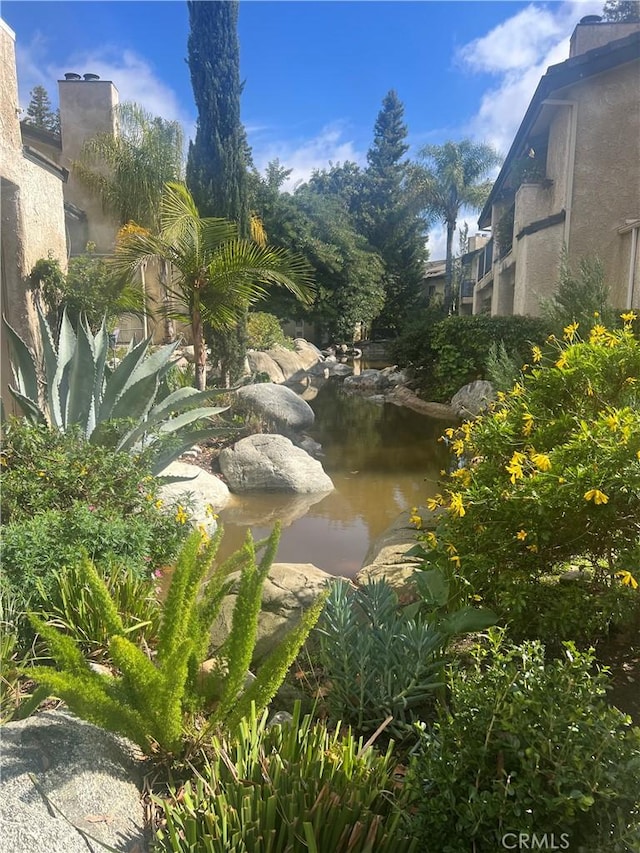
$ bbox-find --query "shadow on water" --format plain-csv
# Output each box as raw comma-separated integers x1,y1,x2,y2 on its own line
217,379,450,577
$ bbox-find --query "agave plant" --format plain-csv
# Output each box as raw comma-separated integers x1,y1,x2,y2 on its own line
2,306,230,473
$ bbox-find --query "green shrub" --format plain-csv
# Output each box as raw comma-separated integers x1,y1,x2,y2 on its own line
0,503,186,610
422,317,640,641
22,525,328,757
313,578,495,738
405,632,640,853
390,314,551,401
0,419,161,524
246,311,293,350
154,702,417,853
540,252,618,334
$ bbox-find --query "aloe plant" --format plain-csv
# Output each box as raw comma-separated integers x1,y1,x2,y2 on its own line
2,307,230,473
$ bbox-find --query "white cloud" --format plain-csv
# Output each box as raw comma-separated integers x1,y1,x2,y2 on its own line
15,36,194,137
251,123,365,191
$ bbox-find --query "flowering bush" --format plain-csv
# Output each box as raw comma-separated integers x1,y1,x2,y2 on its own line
416,316,640,640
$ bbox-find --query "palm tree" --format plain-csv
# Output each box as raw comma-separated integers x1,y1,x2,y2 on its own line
113,182,314,390
75,102,185,340
415,140,502,312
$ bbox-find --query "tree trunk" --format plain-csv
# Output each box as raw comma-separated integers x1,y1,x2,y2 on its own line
444,220,455,314
192,297,206,391
160,260,176,344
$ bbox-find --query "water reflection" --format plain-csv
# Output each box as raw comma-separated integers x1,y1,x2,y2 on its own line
217,380,449,576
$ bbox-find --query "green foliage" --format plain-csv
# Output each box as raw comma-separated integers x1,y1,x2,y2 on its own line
427,318,640,641
0,503,185,611
2,306,230,473
25,84,59,132
154,702,417,853
313,578,494,738
540,252,617,334
29,254,66,320
35,561,162,661
23,526,328,757
1,589,36,723
246,311,291,351
405,632,640,853
485,340,521,393
602,0,640,22
390,313,551,401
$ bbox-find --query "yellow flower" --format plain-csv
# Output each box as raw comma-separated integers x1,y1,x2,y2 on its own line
154,499,164,509
452,439,465,457
449,554,461,568
586,379,594,396
531,452,551,472
449,492,465,517
37,471,46,477
409,507,422,529
446,542,458,556
205,503,218,519
506,451,526,484
589,324,607,344
424,531,438,548
593,311,600,318
522,411,534,436
555,352,568,370
615,570,638,590
526,544,539,553
175,505,189,524
510,383,524,398
516,529,528,541
584,489,609,505
444,428,456,439
426,495,443,511
620,311,637,325
604,412,620,432
563,322,579,341
532,345,542,363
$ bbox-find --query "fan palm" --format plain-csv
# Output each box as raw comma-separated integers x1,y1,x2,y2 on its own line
414,140,502,312
113,182,314,389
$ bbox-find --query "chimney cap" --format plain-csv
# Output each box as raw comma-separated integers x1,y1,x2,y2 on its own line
83,73,100,81
64,72,82,80
579,14,603,23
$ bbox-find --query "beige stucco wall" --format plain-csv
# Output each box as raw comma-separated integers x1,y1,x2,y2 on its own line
561,61,640,308
1,19,67,412
58,78,120,254
570,21,640,58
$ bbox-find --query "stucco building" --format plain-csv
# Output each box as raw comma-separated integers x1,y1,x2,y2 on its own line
472,16,640,316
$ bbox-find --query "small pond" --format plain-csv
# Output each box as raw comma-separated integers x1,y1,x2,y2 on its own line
216,379,450,577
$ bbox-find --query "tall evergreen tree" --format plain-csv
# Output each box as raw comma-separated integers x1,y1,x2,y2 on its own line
186,0,251,384
25,85,59,132
358,91,427,335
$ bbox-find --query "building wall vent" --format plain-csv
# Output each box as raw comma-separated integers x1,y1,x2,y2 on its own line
83,73,100,81
64,72,82,80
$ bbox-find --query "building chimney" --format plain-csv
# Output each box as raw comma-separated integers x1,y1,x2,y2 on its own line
83,73,100,81
64,72,81,80
570,15,640,57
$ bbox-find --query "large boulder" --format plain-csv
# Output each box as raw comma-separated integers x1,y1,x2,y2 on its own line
210,562,339,663
158,461,232,529
450,379,496,419
343,369,389,393
267,346,307,383
0,711,147,853
246,351,286,384
234,383,315,432
355,506,442,602
219,434,334,493
293,339,324,370
385,386,457,420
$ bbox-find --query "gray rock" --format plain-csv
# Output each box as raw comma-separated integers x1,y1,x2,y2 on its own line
384,386,457,420
247,350,286,384
158,461,232,530
356,506,443,603
343,369,388,393
235,383,315,432
267,346,307,383
219,434,334,494
293,339,324,370
450,379,496,418
0,711,147,853
295,435,323,458
379,365,408,386
210,562,338,663
309,361,353,378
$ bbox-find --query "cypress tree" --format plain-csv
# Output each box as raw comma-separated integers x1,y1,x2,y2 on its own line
358,91,427,335
186,0,250,383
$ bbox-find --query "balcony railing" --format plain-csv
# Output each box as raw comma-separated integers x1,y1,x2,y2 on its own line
477,238,493,281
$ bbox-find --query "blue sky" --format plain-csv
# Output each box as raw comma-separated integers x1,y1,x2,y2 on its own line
2,0,603,255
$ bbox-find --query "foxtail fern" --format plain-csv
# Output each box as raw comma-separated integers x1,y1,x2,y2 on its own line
23,525,329,757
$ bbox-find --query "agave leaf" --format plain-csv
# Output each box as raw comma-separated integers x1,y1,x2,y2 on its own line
148,429,228,475
54,310,77,428
92,317,109,417
110,372,159,423
156,406,226,434
2,315,39,404
7,387,47,425
127,340,180,387
65,315,97,436
98,335,151,421
36,304,61,426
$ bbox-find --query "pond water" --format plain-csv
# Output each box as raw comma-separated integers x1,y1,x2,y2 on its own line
216,379,450,577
